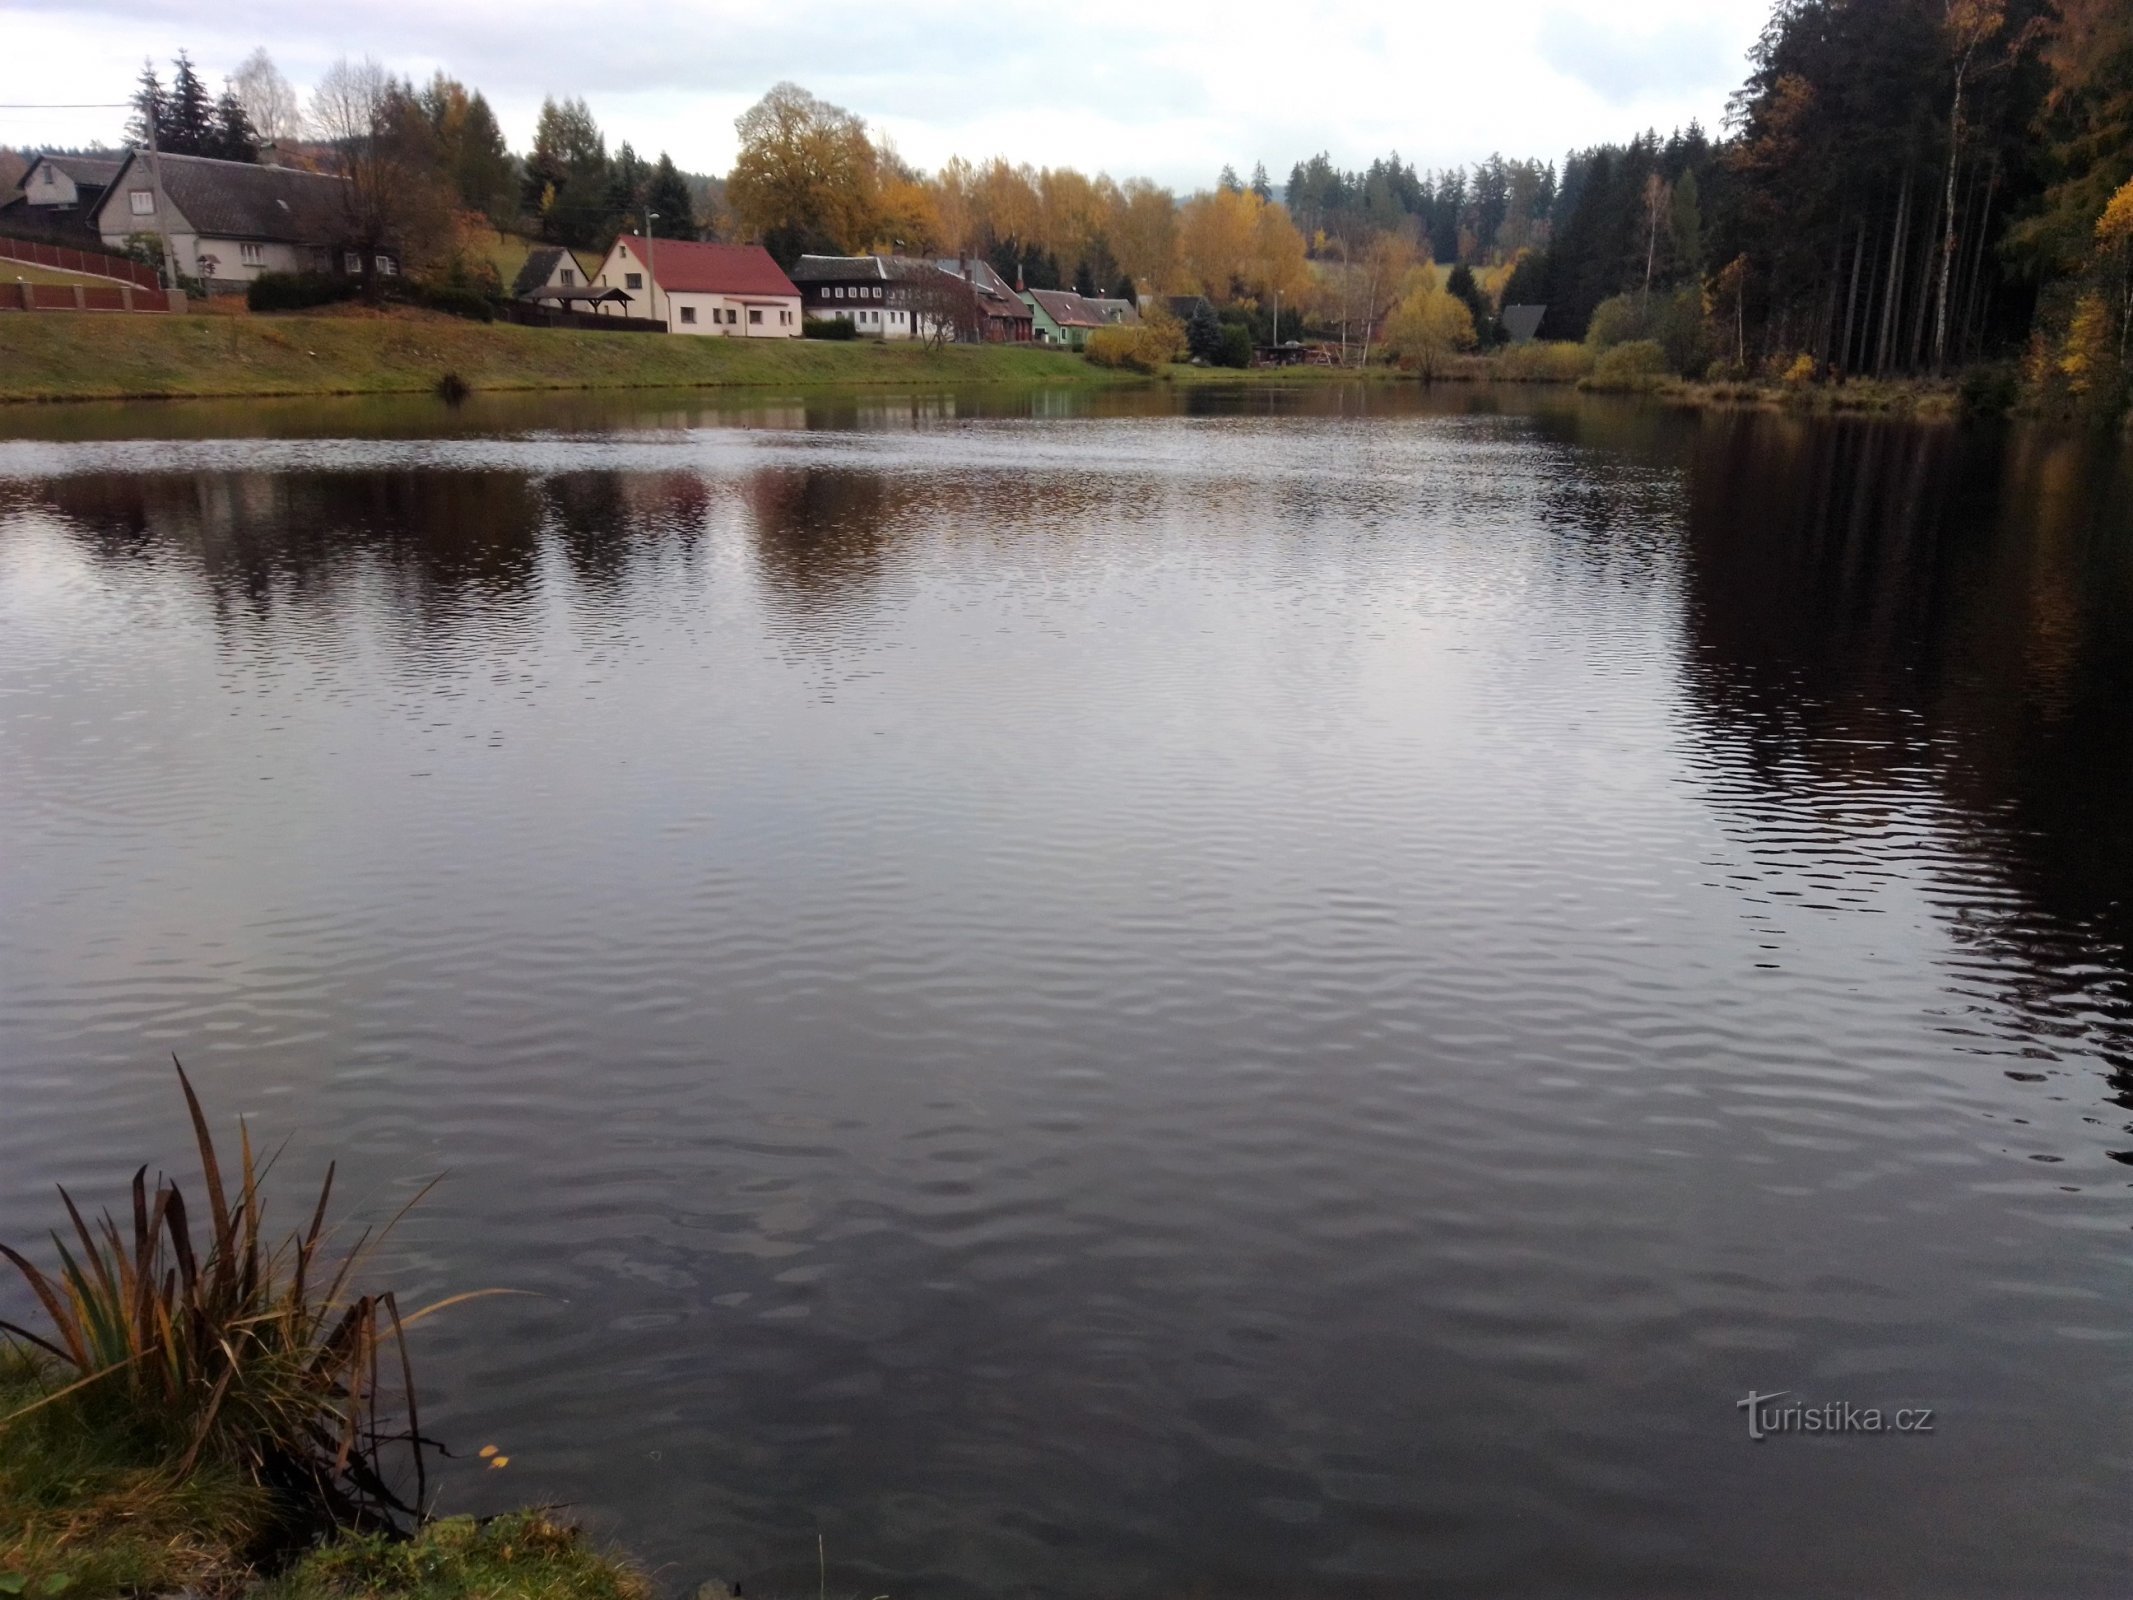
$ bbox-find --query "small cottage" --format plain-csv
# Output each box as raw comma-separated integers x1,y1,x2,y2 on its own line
92,149,391,290
592,236,801,335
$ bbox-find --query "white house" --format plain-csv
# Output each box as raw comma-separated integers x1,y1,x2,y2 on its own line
92,149,390,291
6,153,122,229
591,235,801,335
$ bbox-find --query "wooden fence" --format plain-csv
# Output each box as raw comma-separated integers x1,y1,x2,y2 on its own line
2,281,179,313
500,301,666,334
0,235,161,290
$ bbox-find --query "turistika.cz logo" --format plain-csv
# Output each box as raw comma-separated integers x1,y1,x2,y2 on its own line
1737,1390,1936,1441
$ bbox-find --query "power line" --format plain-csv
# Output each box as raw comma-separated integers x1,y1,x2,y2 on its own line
0,102,132,109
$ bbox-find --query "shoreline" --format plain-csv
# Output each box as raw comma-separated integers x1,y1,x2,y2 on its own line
0,314,2013,421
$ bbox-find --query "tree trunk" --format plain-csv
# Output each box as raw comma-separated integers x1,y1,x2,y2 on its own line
1876,170,1912,376
1909,168,1945,370
1932,53,1973,374
1958,158,2000,361
1840,213,1867,375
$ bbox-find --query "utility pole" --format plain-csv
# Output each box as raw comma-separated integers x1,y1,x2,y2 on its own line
145,117,175,293
644,206,660,330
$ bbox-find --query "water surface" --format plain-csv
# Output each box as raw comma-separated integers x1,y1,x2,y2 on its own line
2,385,2128,1597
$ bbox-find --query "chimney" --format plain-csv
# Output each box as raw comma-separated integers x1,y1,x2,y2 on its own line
1015,262,1025,293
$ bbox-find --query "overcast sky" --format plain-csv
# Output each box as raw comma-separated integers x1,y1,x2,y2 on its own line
3,0,1770,189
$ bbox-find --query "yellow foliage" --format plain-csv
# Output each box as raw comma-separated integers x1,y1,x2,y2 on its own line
2097,177,2133,250
1782,351,1818,386
1085,322,1175,373
1382,286,1475,372
2059,291,2111,394
1175,188,1310,305
727,82,881,252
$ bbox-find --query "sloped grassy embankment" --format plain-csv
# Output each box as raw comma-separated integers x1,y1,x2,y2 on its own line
0,308,1121,403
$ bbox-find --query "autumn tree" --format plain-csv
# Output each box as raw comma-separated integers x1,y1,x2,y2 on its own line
310,57,456,278
524,97,609,248
727,82,880,264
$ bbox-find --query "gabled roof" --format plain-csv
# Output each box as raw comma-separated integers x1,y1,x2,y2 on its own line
107,149,354,244
1026,288,1106,328
24,153,123,192
512,245,585,298
789,253,885,282
933,257,1033,319
1083,297,1140,325
615,235,797,298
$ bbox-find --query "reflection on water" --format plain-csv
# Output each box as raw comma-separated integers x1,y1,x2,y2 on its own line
1,388,2128,1599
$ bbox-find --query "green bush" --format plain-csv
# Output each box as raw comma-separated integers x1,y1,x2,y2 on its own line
801,316,858,340
1586,339,1670,390
408,283,494,322
247,272,357,313
1584,288,1708,376
1216,322,1253,368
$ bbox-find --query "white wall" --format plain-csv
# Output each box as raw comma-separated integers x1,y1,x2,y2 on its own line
594,240,802,336
26,163,81,208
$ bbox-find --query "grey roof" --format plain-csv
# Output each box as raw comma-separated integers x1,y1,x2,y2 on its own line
1083,297,1140,325
1163,294,1212,320
1500,304,1546,344
119,150,355,244
933,257,1033,318
27,153,123,191
513,246,577,298
1026,287,1105,328
789,254,885,282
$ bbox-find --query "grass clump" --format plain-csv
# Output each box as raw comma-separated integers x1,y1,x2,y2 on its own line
0,1063,507,1553
263,1512,650,1600
0,1347,270,1598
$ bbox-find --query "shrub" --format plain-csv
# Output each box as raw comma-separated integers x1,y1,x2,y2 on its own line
247,272,357,313
1085,323,1172,373
405,283,494,322
1216,322,1253,368
1781,351,1819,386
802,316,858,340
1958,362,2019,418
1383,285,1477,376
0,1063,500,1533
1586,339,1670,390
1489,340,1595,382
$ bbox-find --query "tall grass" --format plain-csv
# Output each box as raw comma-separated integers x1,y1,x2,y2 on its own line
0,1061,494,1534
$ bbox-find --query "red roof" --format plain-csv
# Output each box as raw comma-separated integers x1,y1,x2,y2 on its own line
613,236,798,299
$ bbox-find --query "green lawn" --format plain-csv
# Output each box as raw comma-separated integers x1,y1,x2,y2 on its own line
0,310,1135,402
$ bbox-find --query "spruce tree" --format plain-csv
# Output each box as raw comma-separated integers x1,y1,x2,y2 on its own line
646,155,697,239
166,52,213,154
1187,299,1224,361
126,61,164,149
211,87,259,162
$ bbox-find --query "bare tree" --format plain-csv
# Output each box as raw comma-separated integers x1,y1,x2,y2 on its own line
903,263,980,348
232,48,301,147
309,56,453,279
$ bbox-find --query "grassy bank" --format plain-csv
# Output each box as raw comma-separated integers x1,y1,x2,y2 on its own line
0,309,1125,403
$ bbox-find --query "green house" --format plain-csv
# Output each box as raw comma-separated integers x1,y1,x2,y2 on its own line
1022,287,1107,348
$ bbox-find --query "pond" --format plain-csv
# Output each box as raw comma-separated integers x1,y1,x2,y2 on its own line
1,384,2128,1597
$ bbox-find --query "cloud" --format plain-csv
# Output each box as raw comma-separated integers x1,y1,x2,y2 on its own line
1535,7,1745,108
0,0,1772,188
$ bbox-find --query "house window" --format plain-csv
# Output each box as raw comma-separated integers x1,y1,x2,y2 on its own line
128,189,154,215
872,286,882,299
560,269,575,286
625,272,642,290
725,308,738,324
240,243,264,266
780,310,792,325
345,251,362,274
376,255,396,277
748,308,763,325
680,306,696,324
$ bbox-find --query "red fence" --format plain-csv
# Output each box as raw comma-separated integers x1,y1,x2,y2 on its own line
0,235,161,290
3,281,176,313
